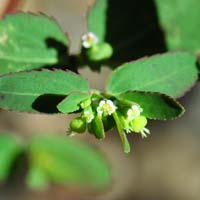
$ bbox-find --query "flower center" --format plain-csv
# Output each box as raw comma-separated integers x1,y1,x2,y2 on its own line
97,100,117,116
81,32,98,48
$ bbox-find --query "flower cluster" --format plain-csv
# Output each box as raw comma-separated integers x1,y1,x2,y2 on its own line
120,103,150,138
69,94,150,141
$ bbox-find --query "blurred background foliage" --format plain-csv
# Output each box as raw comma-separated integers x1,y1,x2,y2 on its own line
0,0,200,200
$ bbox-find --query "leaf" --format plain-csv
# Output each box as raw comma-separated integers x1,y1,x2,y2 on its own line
112,112,130,153
87,0,107,43
57,92,90,114
155,0,200,52
106,52,198,98
0,13,68,75
118,91,184,120
0,133,23,181
0,70,89,113
26,165,49,190
27,134,111,189
87,0,166,67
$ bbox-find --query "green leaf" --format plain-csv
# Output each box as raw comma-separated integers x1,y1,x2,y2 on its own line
57,92,90,114
87,0,107,43
118,91,185,120
26,165,49,190
112,112,130,153
0,70,89,113
27,135,111,189
0,13,68,75
0,133,23,181
155,0,200,52
107,52,198,98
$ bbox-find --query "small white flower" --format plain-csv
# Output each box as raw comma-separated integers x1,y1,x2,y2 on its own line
97,99,117,116
127,104,143,121
81,32,98,48
82,110,94,123
140,127,150,139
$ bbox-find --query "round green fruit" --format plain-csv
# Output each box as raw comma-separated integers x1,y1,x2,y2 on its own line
87,43,113,61
69,117,86,133
131,116,147,133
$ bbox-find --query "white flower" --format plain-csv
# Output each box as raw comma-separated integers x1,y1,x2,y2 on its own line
81,32,98,48
140,127,150,139
82,110,94,123
127,104,143,121
97,100,117,116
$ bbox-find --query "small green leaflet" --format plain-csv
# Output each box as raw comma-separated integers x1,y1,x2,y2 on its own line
0,70,89,113
155,0,200,52
118,91,184,120
27,135,111,189
57,92,90,114
0,13,68,75
107,52,198,98
0,133,23,181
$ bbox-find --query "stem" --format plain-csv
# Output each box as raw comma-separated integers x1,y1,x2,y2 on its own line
112,112,130,153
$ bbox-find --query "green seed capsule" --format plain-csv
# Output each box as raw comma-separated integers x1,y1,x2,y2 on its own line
87,43,113,61
131,116,147,133
69,117,86,133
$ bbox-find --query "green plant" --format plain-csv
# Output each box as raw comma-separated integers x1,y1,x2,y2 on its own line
0,0,199,190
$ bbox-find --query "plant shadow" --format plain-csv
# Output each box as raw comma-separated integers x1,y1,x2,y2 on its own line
32,94,65,114
43,38,77,73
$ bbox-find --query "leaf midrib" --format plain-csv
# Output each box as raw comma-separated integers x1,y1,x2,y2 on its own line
0,90,39,96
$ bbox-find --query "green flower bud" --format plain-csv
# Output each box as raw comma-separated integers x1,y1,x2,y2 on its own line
131,116,147,133
87,43,113,61
69,117,86,133
80,98,92,109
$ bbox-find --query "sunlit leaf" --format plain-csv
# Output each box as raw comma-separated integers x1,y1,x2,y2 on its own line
155,0,200,52
107,52,198,98
0,13,68,75
0,70,89,113
57,92,90,114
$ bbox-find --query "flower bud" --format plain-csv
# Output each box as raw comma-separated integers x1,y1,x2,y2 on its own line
80,98,92,109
